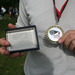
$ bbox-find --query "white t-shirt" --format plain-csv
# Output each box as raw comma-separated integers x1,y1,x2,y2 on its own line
16,0,75,75
1,7,6,13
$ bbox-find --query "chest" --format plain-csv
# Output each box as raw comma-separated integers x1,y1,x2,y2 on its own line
55,0,67,11
25,0,75,32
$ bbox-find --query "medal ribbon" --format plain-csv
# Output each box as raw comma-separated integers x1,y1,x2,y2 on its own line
53,0,69,21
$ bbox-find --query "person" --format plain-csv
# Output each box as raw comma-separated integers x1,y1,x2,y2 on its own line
1,6,6,19
15,7,19,18
10,7,16,18
8,7,12,19
0,9,2,20
0,0,75,75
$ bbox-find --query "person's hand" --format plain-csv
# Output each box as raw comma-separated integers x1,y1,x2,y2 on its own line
58,30,75,51
0,23,25,58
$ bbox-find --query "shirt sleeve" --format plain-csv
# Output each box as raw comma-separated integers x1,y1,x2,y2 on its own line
16,0,29,27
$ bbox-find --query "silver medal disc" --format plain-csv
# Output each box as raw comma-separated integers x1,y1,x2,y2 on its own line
46,26,64,44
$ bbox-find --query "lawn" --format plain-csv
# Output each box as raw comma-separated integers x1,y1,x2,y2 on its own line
0,14,27,75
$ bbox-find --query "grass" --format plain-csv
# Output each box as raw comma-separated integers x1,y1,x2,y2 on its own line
0,14,28,75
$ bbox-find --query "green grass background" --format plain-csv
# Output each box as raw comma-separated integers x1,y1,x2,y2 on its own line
0,14,27,75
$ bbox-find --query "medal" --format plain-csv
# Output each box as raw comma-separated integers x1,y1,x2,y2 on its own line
46,23,64,44
45,0,69,44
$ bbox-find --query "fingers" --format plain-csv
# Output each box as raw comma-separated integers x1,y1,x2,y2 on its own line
58,30,75,51
58,30,75,43
20,52,25,56
0,47,10,55
0,38,10,46
8,52,25,58
0,46,25,57
1,38,5,40
64,33,75,48
69,40,75,51
8,23,16,28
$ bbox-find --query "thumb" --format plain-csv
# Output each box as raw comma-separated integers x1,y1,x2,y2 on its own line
8,23,16,28
58,32,68,44
58,30,75,43
58,36,65,44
